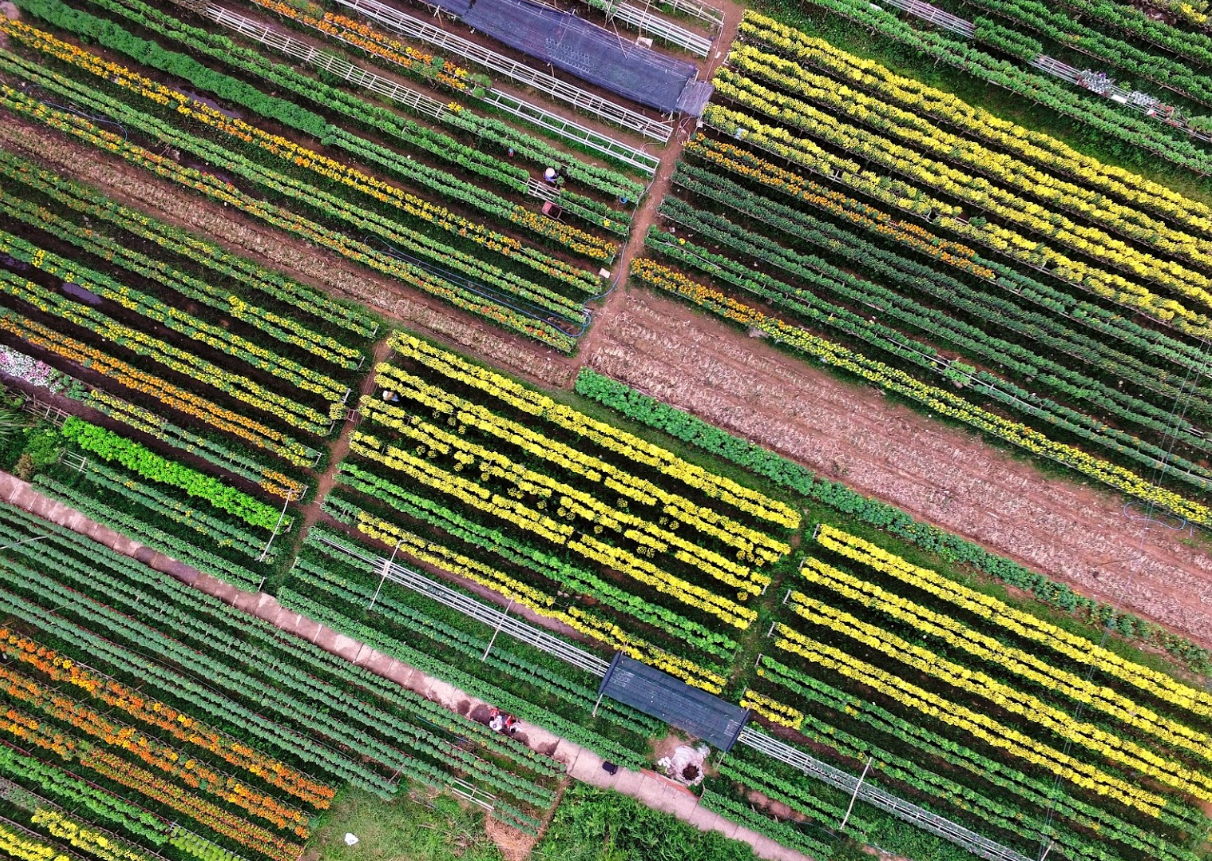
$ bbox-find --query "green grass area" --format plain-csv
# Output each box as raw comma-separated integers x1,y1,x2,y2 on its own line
307,786,504,861
531,784,754,861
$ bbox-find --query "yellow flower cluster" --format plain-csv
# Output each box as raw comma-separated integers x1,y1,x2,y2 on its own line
740,689,804,729
702,66,1211,334
362,391,766,590
393,362,786,561
391,333,799,528
98,282,346,400
30,809,150,861
704,103,861,182
726,41,1212,288
508,207,617,262
351,433,574,545
774,625,1166,815
798,553,1212,763
815,525,1212,717
786,592,1212,803
940,217,1209,331
563,608,725,692
0,823,69,861
351,421,760,631
741,11,1212,235
567,533,755,629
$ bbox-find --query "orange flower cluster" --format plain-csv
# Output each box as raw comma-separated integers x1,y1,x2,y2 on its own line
0,706,76,759
0,630,334,810
0,664,311,836
0,698,303,860
82,747,303,861
0,311,314,465
245,0,473,93
323,12,472,92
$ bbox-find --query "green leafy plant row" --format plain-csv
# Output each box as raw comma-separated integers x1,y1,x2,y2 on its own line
59,418,287,530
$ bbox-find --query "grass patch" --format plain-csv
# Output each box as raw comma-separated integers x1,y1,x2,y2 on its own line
531,783,754,861
307,786,503,861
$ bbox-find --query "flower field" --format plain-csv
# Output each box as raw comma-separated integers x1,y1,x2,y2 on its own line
280,525,663,771
728,522,1212,861
0,136,377,585
321,332,798,694
636,8,1212,529
1,0,1211,858
0,0,648,352
794,0,1212,174
0,501,562,861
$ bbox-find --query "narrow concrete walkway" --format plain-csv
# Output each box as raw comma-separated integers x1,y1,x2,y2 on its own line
0,471,812,861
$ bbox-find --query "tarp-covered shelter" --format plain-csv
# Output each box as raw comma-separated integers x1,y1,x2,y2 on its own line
461,0,705,113
597,654,749,751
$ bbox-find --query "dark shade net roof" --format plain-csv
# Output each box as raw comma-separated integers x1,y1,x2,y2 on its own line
432,0,474,16
462,0,698,113
598,654,749,751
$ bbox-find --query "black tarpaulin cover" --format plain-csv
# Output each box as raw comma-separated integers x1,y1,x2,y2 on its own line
462,0,699,113
598,654,749,751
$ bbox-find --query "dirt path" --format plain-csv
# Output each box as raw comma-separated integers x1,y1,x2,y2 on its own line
585,289,1212,650
0,470,810,861
301,336,394,518
575,0,743,360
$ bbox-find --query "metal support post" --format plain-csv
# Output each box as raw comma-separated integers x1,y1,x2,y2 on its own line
257,491,293,562
839,756,872,831
592,692,604,717
766,620,777,637
0,533,53,552
481,599,514,661
369,539,401,611
1038,840,1055,861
